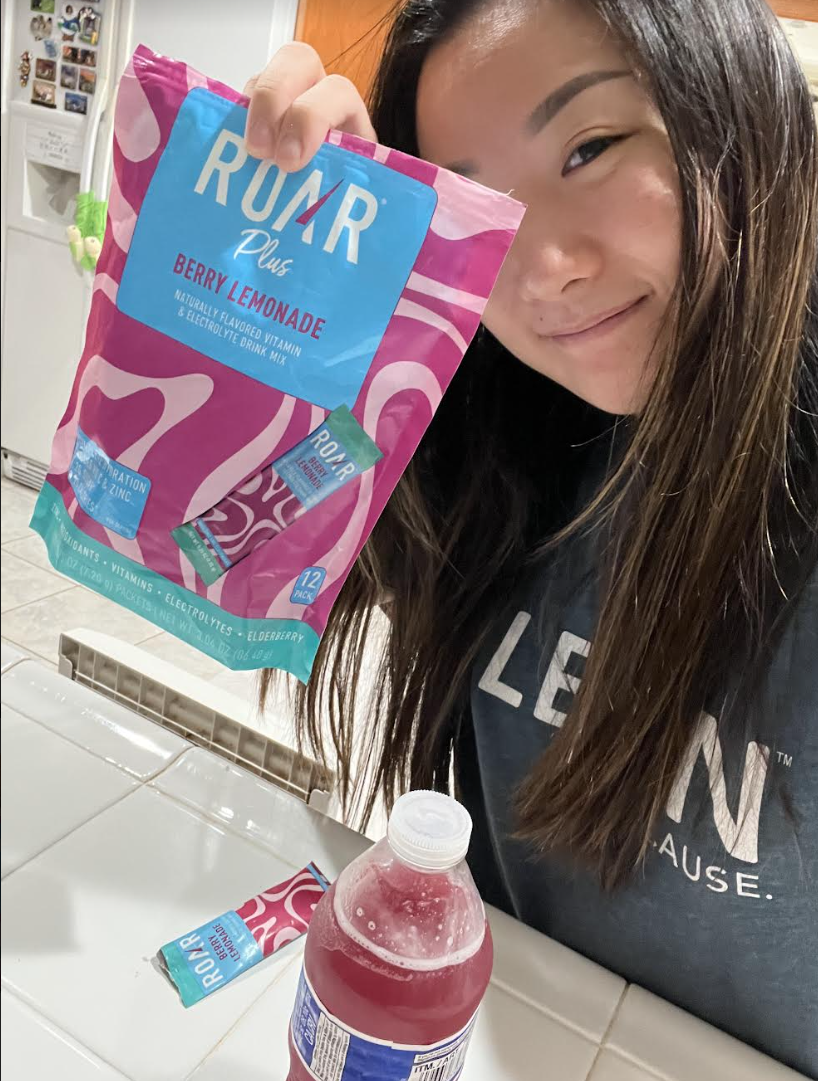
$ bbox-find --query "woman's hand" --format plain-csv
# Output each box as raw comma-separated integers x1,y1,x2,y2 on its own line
243,42,377,171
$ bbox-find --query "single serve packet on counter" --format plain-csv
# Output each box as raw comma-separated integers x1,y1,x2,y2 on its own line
159,863,329,1007
30,44,525,679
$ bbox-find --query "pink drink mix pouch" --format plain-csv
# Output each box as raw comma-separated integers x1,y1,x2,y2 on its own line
30,45,525,679
288,792,492,1080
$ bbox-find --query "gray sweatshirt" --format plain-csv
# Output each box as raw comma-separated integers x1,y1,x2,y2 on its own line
460,527,818,1076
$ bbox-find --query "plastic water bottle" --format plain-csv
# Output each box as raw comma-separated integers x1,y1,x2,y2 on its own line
288,790,493,1080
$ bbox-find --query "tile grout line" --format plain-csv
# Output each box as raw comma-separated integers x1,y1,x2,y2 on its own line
3,539,167,640
2,699,114,754
3,537,216,657
2,688,192,781
1,622,166,665
144,778,305,871
487,971,621,1048
1,581,82,615
0,981,136,1081
602,1047,673,1081
182,954,303,1080
0,573,145,617
2,539,81,587
1,641,57,668
0,779,151,883
1,536,39,549
582,983,629,1078
583,985,670,1081
2,540,75,580
2,741,256,886
0,653,33,675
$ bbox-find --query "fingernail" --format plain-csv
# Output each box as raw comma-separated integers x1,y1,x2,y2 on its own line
246,119,274,156
277,134,301,165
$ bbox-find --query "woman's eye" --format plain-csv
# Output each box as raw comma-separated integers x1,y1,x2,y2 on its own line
562,135,625,176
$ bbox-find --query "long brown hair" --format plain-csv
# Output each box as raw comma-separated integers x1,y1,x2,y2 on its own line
262,0,818,889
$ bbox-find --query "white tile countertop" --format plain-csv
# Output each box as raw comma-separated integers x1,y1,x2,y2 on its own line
1,658,808,1081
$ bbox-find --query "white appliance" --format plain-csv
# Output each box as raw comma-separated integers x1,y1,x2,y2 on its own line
1,0,299,488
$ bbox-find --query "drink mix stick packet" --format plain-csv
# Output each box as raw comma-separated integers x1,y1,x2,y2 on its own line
159,863,329,1007
31,44,525,680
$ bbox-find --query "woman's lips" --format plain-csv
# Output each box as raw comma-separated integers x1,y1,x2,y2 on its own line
545,297,648,345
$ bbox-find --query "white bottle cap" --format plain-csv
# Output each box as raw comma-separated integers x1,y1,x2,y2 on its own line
387,790,473,871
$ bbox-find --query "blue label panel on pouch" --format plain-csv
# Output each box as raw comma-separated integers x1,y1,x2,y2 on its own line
68,428,151,539
117,88,438,411
290,967,476,1081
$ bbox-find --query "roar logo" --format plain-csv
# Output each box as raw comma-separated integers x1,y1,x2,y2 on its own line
195,130,379,265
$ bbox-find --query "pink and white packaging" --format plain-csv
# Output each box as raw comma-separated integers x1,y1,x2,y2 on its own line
30,45,525,679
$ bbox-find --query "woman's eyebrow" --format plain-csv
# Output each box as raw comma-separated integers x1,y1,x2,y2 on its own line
445,68,633,175
526,69,631,134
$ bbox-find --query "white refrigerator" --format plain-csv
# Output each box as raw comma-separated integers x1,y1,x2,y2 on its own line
1,0,300,488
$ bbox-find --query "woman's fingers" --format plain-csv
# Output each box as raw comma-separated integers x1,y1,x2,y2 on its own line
275,74,377,172
244,44,377,171
244,42,326,159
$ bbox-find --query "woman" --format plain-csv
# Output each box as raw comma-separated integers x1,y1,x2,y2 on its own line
244,1,818,1072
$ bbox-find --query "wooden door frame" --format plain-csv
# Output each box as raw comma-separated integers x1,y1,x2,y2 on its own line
770,2,816,20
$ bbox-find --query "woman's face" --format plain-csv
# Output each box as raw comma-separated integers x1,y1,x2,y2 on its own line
416,0,681,414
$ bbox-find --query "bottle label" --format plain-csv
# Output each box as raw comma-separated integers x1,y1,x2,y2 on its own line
290,966,477,1081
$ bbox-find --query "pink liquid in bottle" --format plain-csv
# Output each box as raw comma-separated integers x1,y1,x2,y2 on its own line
288,792,492,1080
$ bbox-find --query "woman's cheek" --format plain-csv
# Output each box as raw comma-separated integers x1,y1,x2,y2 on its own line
603,157,682,287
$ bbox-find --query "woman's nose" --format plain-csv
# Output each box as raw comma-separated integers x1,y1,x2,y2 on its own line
516,221,603,302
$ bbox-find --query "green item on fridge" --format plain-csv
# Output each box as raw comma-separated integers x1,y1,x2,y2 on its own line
67,190,107,270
